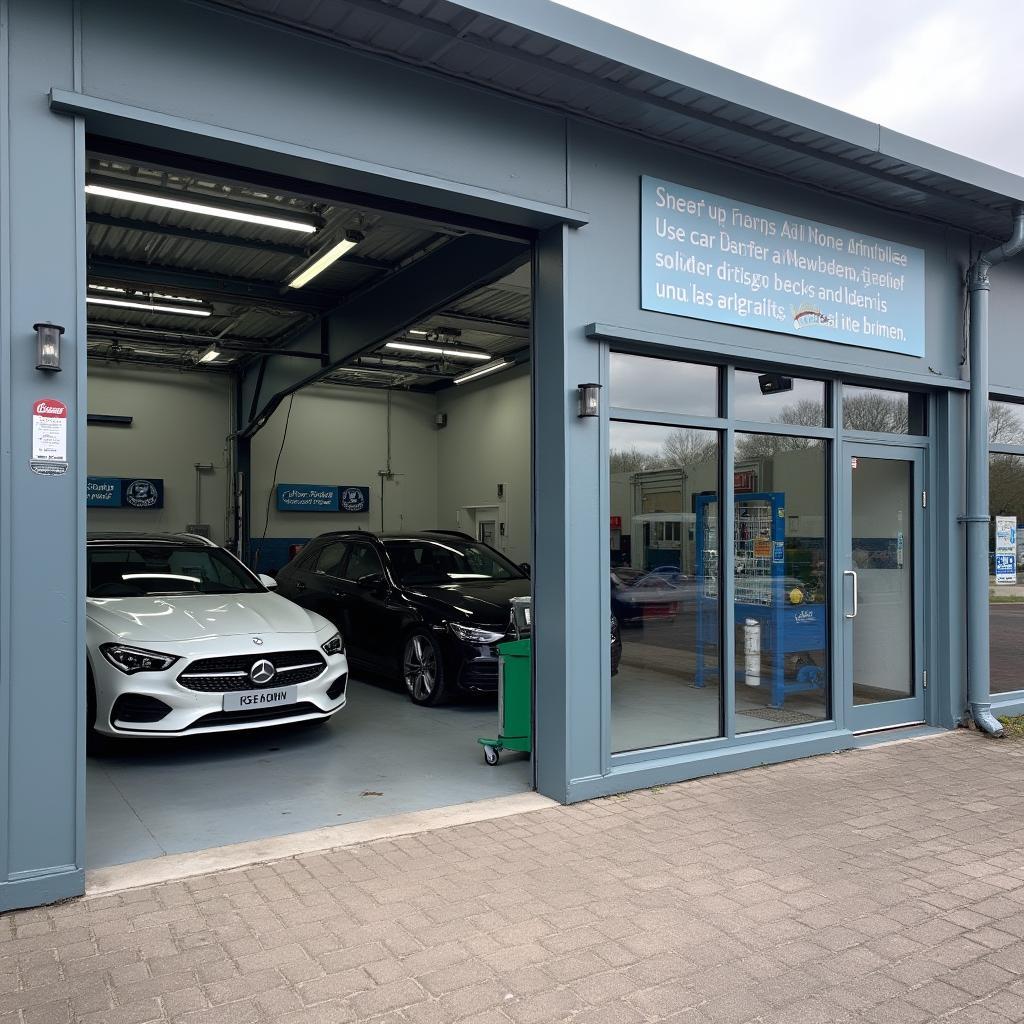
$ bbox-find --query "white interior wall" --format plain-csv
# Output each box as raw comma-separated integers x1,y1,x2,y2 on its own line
435,365,532,565
250,384,439,540
87,365,533,562
86,366,232,543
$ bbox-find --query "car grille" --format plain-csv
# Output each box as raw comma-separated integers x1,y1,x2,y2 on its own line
177,651,327,692
188,702,324,728
459,660,499,692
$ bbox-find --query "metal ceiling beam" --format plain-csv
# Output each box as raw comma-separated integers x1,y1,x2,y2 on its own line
87,211,308,258
431,312,529,339
88,258,337,312
86,212,396,270
86,135,532,242
240,233,528,436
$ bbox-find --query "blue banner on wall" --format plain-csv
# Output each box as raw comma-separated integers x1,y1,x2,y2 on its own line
641,176,926,357
276,484,370,513
87,476,163,509
87,477,122,507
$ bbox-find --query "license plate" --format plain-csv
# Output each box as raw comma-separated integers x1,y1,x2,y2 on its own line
222,686,298,712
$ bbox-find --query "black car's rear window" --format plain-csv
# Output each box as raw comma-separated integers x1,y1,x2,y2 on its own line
87,545,264,597
384,539,524,586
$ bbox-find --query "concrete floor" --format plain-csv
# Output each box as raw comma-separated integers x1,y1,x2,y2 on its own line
86,678,531,869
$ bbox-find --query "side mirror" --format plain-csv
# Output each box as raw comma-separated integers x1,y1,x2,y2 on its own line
357,572,386,589
519,562,531,577
258,573,278,589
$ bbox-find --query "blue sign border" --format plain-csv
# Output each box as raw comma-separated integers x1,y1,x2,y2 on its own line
641,176,926,357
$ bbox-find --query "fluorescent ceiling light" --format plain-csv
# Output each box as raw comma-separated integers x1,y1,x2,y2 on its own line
408,329,429,336
385,341,491,362
86,296,211,317
198,346,220,364
287,236,360,289
453,359,511,385
84,183,318,234
88,283,204,305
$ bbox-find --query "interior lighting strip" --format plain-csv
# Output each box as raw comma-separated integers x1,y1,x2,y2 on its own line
452,359,511,385
385,341,491,362
84,183,318,234
86,296,211,317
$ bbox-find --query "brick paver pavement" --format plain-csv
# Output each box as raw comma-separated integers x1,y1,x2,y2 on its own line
4,731,1024,1023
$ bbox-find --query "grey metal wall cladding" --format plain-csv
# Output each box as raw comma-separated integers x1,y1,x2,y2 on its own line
1,0,86,912
566,121,968,381
989,261,1024,392
211,0,1022,238
80,0,569,209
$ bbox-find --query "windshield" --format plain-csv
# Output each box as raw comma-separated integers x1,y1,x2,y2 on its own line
87,545,264,597
384,538,524,585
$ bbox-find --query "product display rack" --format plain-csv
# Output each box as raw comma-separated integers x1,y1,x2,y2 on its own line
695,491,827,708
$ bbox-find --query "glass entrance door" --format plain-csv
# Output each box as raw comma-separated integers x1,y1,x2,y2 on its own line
842,445,926,731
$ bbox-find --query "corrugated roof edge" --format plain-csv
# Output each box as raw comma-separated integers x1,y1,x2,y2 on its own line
454,0,1024,205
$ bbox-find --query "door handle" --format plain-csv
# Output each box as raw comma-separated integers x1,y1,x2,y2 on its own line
844,570,858,619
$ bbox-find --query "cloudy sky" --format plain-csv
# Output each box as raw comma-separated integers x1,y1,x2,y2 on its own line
553,1,1024,176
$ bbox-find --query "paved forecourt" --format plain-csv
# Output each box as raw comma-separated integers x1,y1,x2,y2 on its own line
3,730,1024,1023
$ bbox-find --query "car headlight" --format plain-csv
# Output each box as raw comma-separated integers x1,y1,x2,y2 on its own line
321,632,345,657
449,623,506,644
100,643,179,675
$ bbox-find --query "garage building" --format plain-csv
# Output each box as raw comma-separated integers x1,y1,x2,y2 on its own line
4,0,1024,911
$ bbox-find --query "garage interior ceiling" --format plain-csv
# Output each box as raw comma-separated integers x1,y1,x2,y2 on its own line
85,148,530,391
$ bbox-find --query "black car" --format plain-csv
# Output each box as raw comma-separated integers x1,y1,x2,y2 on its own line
275,531,531,706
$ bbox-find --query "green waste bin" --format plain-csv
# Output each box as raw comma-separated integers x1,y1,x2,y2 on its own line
478,637,531,766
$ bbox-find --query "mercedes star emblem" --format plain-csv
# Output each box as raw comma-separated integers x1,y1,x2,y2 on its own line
249,659,277,686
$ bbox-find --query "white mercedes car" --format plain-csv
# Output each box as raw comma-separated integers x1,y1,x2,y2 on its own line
86,533,348,738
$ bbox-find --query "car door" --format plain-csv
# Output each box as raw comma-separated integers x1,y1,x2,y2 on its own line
275,541,324,606
338,541,392,669
285,540,350,626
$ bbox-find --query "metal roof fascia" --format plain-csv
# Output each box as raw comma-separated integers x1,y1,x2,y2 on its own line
878,127,1024,206
451,0,1024,205
49,89,589,231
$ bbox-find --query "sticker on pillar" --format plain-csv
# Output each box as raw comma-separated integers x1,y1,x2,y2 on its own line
30,397,68,475
995,516,1017,584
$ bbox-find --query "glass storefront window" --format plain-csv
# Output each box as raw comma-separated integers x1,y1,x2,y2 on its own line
734,371,825,426
609,421,721,751
989,401,1024,445
990,452,1024,694
732,434,829,732
842,385,925,435
609,353,718,418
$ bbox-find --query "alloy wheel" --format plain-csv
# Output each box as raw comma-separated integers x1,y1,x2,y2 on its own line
404,635,437,701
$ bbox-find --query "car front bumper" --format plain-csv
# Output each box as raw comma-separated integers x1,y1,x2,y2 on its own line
90,649,349,737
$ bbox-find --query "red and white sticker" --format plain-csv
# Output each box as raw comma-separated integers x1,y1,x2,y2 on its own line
32,397,68,462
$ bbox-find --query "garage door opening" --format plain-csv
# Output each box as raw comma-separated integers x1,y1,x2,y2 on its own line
83,142,535,869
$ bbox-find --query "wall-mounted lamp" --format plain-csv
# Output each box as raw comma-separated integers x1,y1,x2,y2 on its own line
33,322,65,372
577,382,602,418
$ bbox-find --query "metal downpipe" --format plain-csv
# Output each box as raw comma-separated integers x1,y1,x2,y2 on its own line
966,205,1024,736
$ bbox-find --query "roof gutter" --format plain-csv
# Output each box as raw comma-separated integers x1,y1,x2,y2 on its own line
964,205,1024,736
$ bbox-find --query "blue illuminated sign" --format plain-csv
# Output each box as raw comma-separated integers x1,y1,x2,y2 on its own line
276,484,370,513
87,476,163,508
87,477,122,507
641,176,926,357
